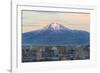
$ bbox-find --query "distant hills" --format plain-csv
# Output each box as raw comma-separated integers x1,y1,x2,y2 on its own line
22,23,90,46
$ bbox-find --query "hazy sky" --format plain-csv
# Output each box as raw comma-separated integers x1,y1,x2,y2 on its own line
22,10,90,33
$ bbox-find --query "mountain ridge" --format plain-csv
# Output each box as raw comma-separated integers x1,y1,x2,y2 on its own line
22,23,90,45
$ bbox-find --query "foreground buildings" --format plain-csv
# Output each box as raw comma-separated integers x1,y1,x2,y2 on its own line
22,45,90,62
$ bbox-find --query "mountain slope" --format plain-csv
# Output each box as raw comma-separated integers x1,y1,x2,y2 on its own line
22,23,90,45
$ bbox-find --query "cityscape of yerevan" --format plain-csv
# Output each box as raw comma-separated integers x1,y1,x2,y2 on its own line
22,10,90,62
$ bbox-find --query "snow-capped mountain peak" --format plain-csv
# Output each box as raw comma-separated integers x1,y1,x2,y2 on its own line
50,22,60,30
22,23,90,45
45,22,66,31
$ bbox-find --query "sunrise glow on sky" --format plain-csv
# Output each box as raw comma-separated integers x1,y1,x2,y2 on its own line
22,10,90,33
